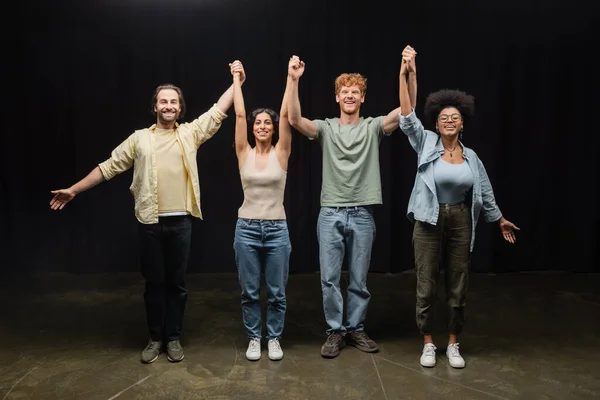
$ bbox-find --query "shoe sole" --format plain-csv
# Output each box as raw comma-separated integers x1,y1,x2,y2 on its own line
246,355,261,361
420,361,436,368
167,354,185,363
141,354,159,364
268,354,283,361
448,361,465,368
347,342,379,353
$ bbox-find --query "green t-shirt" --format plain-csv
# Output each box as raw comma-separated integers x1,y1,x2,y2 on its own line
313,116,388,207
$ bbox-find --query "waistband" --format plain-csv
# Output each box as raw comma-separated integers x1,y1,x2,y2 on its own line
439,202,466,209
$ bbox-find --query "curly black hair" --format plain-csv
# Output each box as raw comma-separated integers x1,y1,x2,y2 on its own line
424,89,475,129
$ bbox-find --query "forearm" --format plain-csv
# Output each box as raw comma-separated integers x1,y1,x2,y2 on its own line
280,76,293,117
233,74,245,118
216,84,235,114
287,78,302,125
408,72,417,109
399,73,412,117
71,166,105,195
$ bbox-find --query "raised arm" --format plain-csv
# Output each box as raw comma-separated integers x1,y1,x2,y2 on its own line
216,63,246,114
275,74,294,170
400,45,417,117
230,60,250,164
287,55,318,139
383,47,418,133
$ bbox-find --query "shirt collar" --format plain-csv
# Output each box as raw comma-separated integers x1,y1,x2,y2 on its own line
149,122,179,132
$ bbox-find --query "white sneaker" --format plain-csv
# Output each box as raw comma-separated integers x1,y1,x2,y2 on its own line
446,343,465,368
268,338,283,361
420,343,437,367
246,338,261,361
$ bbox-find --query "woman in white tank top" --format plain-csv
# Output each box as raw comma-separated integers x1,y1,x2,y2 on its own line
229,59,293,362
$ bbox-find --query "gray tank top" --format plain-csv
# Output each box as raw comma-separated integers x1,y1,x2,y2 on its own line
238,147,287,220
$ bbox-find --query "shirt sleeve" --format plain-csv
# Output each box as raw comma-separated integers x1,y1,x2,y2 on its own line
185,104,228,148
98,133,136,180
311,119,327,142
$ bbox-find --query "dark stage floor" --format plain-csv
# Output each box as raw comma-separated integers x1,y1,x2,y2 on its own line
0,271,599,399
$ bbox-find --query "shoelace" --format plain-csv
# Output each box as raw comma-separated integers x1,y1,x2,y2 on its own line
326,334,342,345
146,341,161,350
447,343,461,357
269,339,281,351
168,341,181,350
423,344,436,356
249,339,261,352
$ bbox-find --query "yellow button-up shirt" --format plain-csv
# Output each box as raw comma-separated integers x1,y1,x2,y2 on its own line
98,105,227,224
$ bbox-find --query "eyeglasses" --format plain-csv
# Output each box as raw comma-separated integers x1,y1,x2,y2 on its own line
438,114,461,123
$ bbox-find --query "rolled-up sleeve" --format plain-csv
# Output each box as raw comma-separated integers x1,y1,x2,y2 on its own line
188,104,228,147
399,110,427,154
98,133,136,180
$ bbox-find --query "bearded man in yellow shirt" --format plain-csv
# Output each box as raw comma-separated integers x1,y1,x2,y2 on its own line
50,61,246,364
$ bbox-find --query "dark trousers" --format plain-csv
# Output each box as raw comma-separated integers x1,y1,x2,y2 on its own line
138,215,192,342
413,203,471,335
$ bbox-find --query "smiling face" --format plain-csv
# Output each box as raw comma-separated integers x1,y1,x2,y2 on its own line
436,107,463,139
336,85,365,116
252,112,275,144
154,89,181,128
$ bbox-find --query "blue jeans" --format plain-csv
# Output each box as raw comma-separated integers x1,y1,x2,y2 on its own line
317,206,376,334
233,218,291,339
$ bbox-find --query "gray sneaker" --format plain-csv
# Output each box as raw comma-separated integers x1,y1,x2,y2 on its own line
141,340,162,364
166,340,185,362
346,330,379,353
320,333,346,358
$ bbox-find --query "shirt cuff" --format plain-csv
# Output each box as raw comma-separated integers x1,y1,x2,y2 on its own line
399,109,416,120
209,104,228,122
98,160,115,181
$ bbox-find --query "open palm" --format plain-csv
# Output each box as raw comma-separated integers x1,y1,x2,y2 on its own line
50,188,76,210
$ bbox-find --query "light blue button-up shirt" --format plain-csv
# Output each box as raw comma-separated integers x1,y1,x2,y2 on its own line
399,111,502,252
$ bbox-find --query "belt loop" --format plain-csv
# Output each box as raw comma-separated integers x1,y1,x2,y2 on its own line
335,207,340,212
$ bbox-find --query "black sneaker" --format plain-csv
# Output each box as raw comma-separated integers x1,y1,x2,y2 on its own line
166,340,185,362
320,333,346,358
141,340,162,364
346,330,379,353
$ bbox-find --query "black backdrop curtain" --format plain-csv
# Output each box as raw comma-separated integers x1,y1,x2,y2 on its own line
4,0,597,274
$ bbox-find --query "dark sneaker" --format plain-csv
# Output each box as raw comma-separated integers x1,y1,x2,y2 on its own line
141,340,162,364
320,333,346,358
166,340,185,362
346,330,379,353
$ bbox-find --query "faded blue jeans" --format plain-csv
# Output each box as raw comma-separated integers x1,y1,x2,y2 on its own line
233,218,291,340
317,206,376,335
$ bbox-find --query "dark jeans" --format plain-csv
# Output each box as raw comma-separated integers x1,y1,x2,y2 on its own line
413,203,471,335
138,215,192,342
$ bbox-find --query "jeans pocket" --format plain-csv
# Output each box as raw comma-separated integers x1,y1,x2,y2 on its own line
236,218,250,229
320,207,336,217
271,220,288,231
